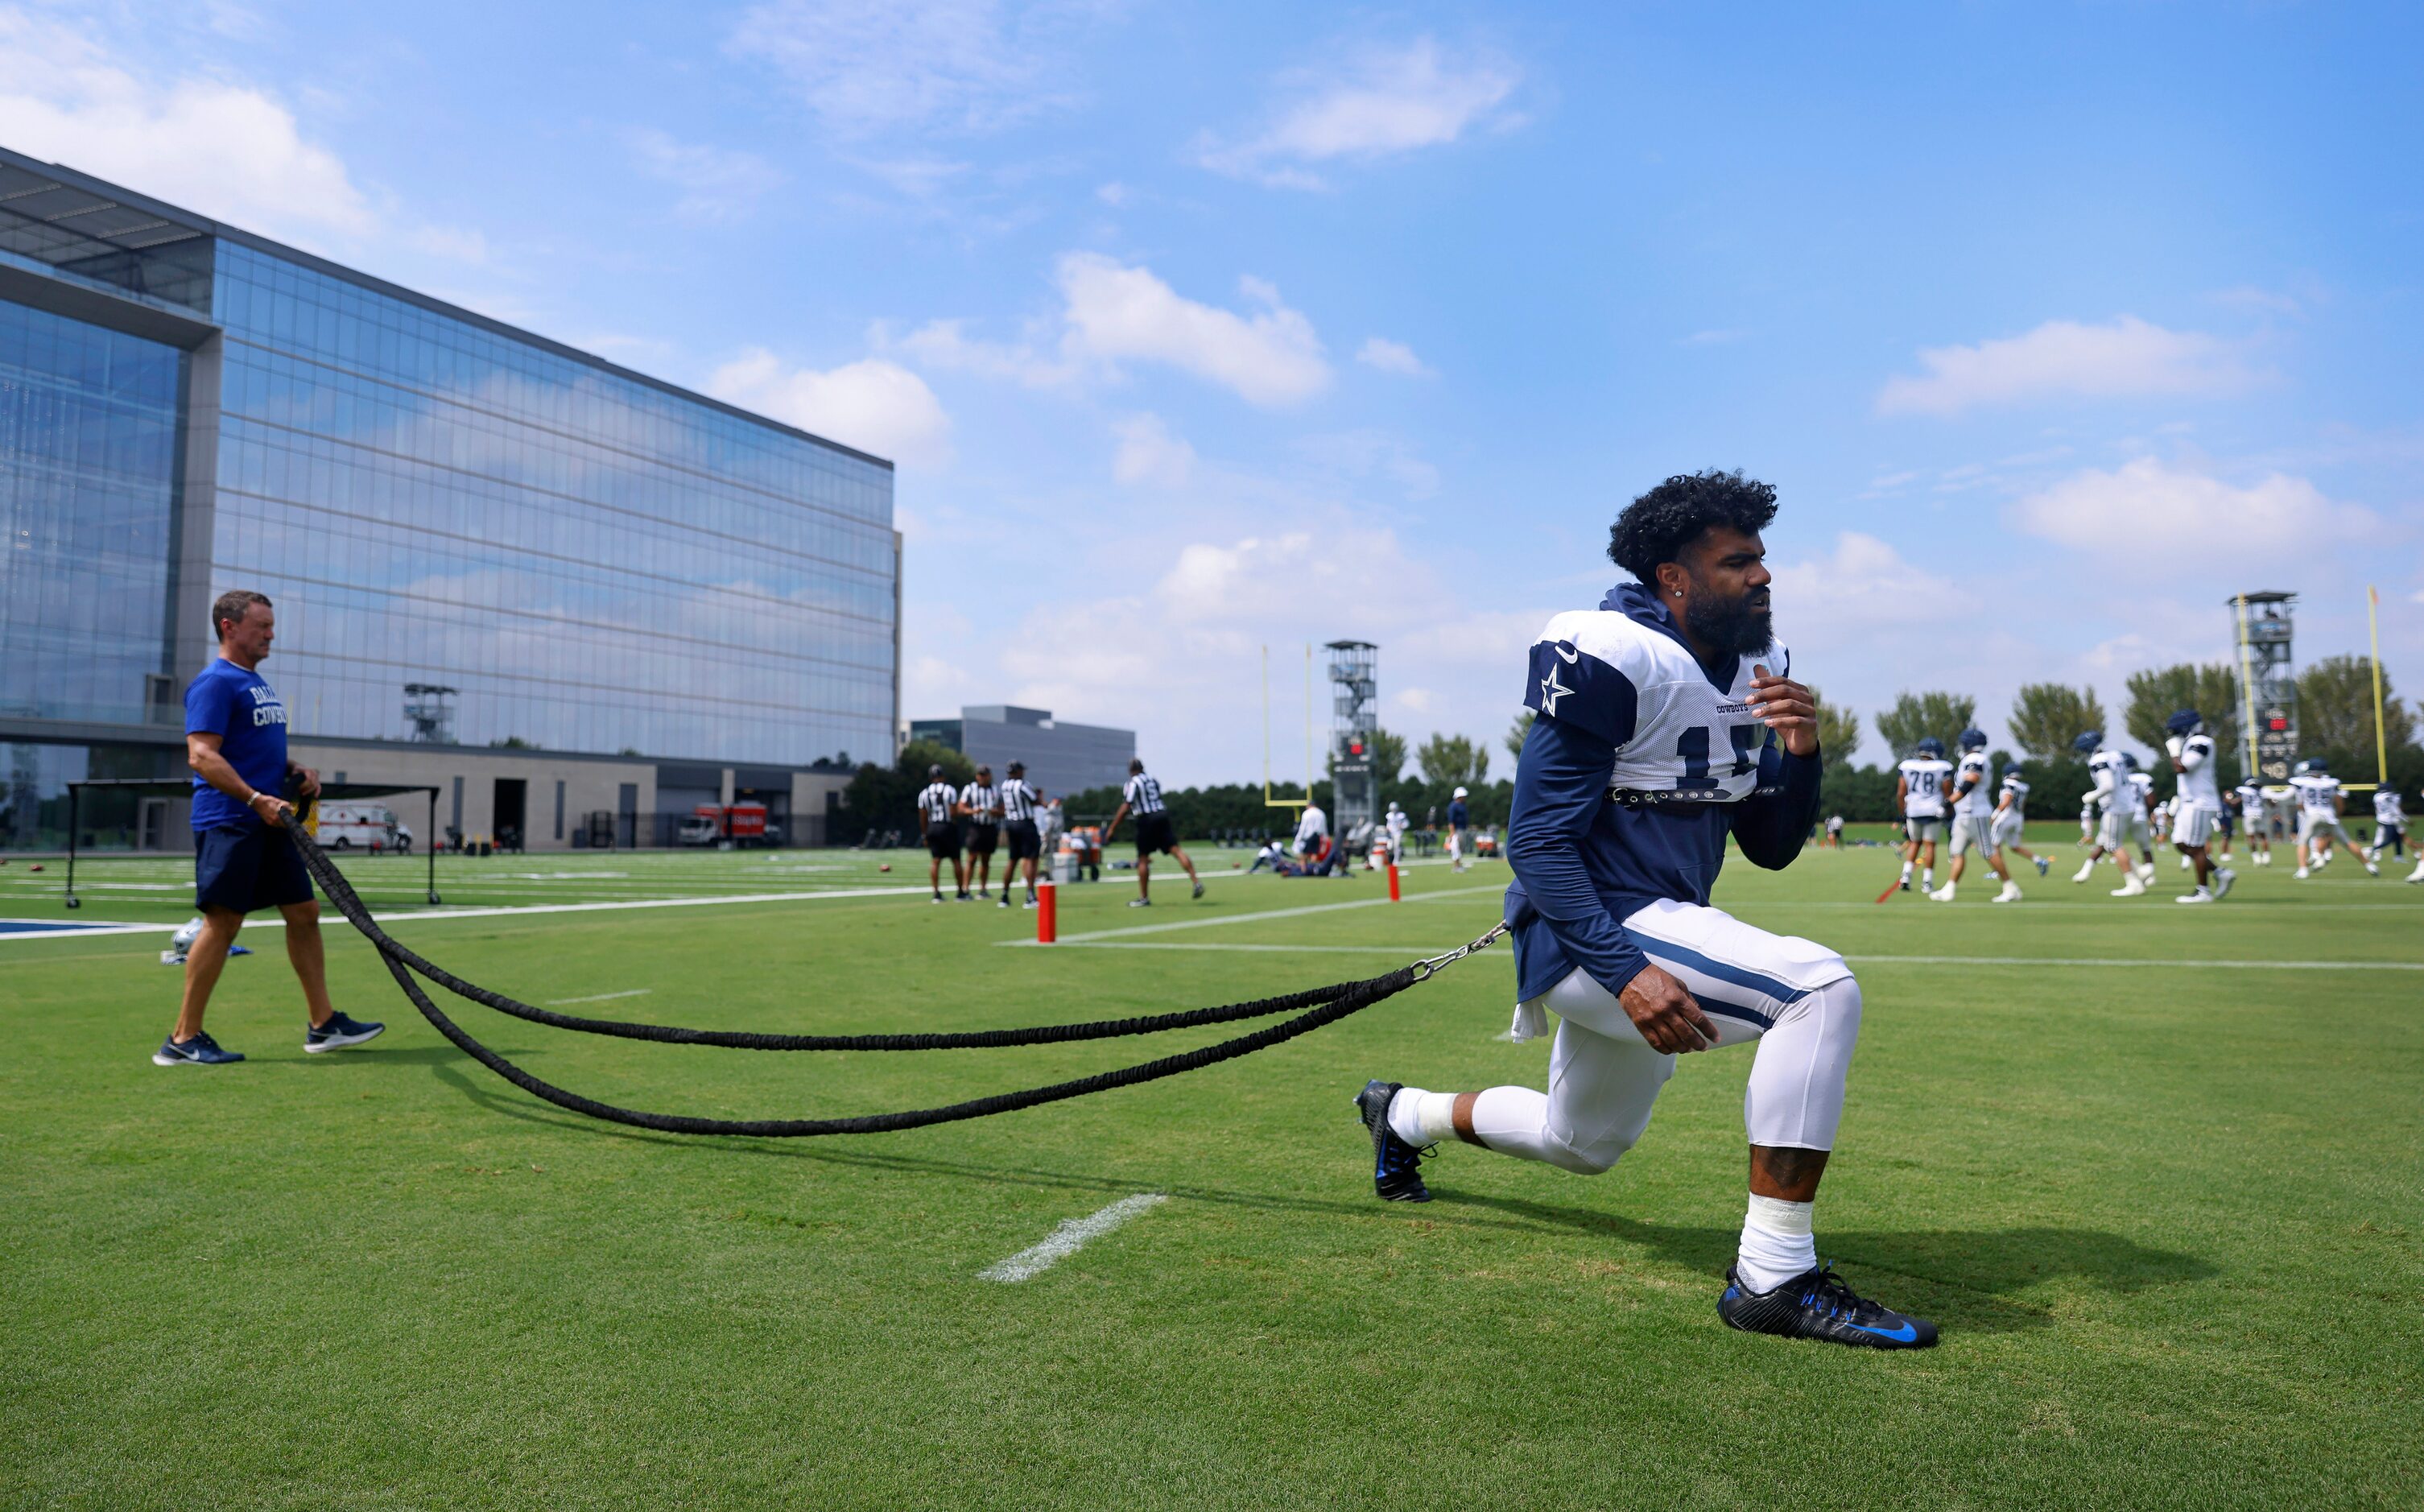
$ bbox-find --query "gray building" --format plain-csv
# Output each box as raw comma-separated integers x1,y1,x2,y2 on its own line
1,147,898,851
911,705,1134,798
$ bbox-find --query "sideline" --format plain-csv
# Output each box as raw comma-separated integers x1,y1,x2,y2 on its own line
1039,940,2424,971
1000,883,1505,947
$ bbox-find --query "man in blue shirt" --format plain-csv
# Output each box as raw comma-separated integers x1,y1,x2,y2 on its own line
1444,785,1473,871
156,589,383,1067
1352,471,1936,1349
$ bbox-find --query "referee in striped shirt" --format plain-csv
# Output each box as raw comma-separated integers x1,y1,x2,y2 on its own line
997,761,1047,908
1102,758,1203,907
915,766,967,903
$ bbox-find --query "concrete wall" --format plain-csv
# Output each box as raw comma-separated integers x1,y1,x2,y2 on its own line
288,741,653,852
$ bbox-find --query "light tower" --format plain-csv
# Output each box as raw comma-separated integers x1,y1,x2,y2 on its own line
403,683,459,745
2231,592,2297,783
1326,640,1379,841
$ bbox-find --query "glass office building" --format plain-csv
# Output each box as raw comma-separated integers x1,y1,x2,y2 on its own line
1,148,898,849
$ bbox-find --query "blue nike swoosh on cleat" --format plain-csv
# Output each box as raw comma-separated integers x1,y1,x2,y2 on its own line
1844,1320,1919,1342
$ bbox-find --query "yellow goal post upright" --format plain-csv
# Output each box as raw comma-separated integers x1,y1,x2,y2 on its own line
2367,584,2389,791
1262,642,1314,813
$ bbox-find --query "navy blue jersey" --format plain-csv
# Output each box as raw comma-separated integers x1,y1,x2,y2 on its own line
185,658,288,831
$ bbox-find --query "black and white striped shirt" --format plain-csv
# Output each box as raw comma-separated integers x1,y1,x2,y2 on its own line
1000,777,1043,823
915,782,958,827
1122,772,1165,814
960,781,1000,825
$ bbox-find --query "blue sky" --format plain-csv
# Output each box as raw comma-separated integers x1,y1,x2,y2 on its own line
6,1,2418,782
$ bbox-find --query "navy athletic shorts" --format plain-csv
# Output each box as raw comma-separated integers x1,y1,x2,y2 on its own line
1135,812,1178,856
195,823,313,914
1006,820,1040,861
966,822,999,857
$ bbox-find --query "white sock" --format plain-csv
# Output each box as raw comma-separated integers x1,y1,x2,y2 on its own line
1899,861,1913,879
1736,1194,1818,1293
1385,1087,1459,1146
1921,868,1933,887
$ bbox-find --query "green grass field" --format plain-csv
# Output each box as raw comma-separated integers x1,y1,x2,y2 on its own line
6,832,2421,1508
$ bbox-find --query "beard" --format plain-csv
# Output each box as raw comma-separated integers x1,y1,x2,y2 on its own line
1684,587,1773,655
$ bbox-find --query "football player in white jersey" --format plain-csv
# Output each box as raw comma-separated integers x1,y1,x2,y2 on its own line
2232,778,2272,865
1931,729,2021,903
2071,733,2156,894
1991,763,2052,879
2364,785,2406,870
2290,759,2362,878
2163,709,2235,903
1894,736,1952,894
1357,469,1936,1349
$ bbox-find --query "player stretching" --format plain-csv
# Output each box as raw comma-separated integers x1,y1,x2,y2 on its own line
915,766,966,903
2233,777,2273,866
2365,785,2407,872
1103,758,1204,907
1992,763,2052,878
1894,736,1951,894
1931,729,2020,903
2290,759,2365,878
1357,471,1936,1349
2163,710,2236,903
1445,785,1473,870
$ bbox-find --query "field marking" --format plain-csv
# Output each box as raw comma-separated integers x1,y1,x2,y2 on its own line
1001,883,1505,947
978,1194,1168,1283
546,988,655,1004
1049,941,1492,955
1849,955,2424,971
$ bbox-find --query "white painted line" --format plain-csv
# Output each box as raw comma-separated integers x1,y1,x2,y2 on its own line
546,988,655,1004
1001,883,1505,947
1050,941,1498,955
1848,955,2424,971
978,1194,1168,1283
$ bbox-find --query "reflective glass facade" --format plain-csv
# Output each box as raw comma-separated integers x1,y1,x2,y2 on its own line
0,302,183,725
209,242,897,764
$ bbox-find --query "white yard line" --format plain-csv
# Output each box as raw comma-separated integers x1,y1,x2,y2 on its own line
1051,941,1493,955
1001,883,1505,947
1848,955,2424,970
978,1194,1168,1283
546,988,656,1004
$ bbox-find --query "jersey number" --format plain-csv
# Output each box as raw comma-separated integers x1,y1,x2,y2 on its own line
1672,725,1760,791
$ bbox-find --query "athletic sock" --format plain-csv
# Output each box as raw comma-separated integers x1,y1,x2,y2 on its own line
1899,861,1913,881
1385,1087,1460,1146
1921,868,1933,887
1736,1194,1818,1294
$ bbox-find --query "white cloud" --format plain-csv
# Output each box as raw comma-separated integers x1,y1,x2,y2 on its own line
1877,316,2258,417
2010,458,2375,563
623,127,785,221
1198,36,1521,190
407,225,491,262
1111,413,1195,488
888,317,1077,387
1095,180,1129,205
707,349,953,467
0,9,373,245
1394,687,1438,714
727,0,1108,137
1056,254,1330,406
1769,531,1966,642
1295,429,1438,499
1355,336,1433,377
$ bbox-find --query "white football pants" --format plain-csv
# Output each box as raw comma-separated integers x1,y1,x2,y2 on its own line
1473,900,1860,1175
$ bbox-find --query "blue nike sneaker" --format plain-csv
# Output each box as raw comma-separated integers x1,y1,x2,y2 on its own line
153,1031,245,1067
1353,1079,1432,1202
304,1011,386,1053
1719,1262,1937,1348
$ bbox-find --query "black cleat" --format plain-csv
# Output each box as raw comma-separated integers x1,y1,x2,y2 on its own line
1353,1079,1432,1202
1718,1263,1938,1349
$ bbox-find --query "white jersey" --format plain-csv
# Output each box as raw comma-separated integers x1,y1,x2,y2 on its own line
1998,773,2030,811
2088,750,2132,812
1293,803,1328,851
2291,773,2341,816
2129,771,2155,813
1897,758,1954,818
2172,733,2221,809
1950,752,1994,818
1385,808,1410,843
2236,783,2267,824
1530,606,1785,803
2376,789,2406,827
959,781,1000,824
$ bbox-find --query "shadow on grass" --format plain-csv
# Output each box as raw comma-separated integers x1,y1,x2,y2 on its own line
427,1062,2214,1328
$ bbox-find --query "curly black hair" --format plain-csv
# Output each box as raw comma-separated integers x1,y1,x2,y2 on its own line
1606,470,1779,583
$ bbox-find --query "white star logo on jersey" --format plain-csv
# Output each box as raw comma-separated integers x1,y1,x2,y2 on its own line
1539,665,1572,716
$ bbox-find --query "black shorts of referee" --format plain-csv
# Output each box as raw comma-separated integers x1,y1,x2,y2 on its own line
1134,812,1179,857
925,822,961,859
1005,819,1040,860
966,821,999,857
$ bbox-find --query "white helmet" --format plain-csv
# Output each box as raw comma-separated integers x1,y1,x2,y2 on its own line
171,915,204,952
1452,785,1468,799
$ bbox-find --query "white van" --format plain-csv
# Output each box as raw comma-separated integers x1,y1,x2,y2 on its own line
317,801,406,852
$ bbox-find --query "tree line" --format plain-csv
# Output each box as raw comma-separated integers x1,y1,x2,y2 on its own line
841,655,2415,837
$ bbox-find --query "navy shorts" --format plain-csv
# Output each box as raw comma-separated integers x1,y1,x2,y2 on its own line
196,823,314,914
